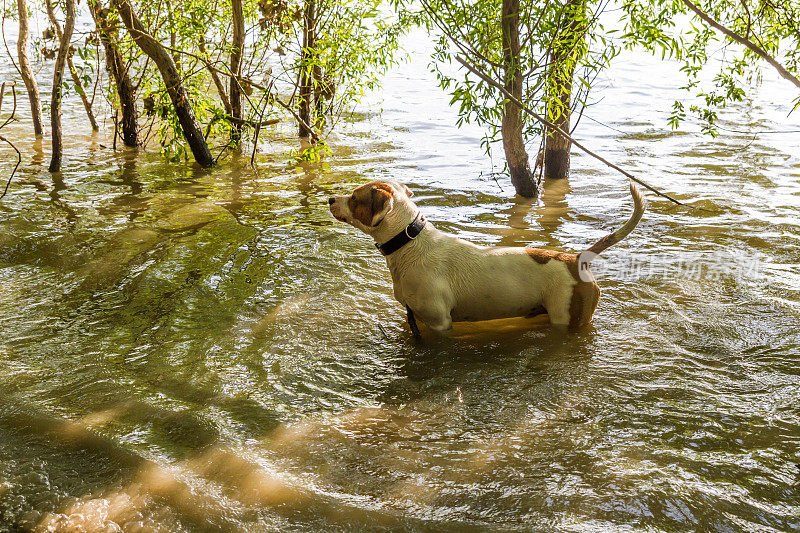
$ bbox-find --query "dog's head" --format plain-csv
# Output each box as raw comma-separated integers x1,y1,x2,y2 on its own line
329,181,416,240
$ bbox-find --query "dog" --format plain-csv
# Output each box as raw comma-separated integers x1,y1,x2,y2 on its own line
329,180,644,334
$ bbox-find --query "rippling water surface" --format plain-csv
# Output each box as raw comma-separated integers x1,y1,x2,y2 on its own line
1,26,799,532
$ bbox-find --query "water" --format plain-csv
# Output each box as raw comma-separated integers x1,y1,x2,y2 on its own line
1,26,799,532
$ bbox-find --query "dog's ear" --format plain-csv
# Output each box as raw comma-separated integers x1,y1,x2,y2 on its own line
350,184,394,227
402,184,413,197
368,185,394,226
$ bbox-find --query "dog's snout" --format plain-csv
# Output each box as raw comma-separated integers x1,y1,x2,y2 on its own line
328,197,335,205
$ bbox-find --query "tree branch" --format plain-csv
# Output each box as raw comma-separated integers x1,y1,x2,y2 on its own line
161,42,319,141
682,0,800,90
0,83,20,200
455,54,698,208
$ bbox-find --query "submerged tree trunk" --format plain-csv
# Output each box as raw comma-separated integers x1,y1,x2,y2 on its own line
48,0,76,172
230,0,244,141
113,0,213,166
16,0,44,137
544,0,585,180
45,0,99,132
89,0,139,146
298,0,315,138
501,0,537,198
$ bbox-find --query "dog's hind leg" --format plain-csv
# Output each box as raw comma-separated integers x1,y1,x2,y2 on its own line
543,292,572,327
545,282,600,329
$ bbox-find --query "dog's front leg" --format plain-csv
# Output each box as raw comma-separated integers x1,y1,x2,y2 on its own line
406,305,422,340
397,278,453,336
412,302,453,336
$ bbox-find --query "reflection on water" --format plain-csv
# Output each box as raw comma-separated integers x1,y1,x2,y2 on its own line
1,31,800,531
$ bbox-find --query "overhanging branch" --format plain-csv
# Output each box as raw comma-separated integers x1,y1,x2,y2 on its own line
682,0,800,90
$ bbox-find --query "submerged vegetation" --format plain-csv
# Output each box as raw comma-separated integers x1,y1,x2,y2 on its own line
1,0,800,194
2,0,404,169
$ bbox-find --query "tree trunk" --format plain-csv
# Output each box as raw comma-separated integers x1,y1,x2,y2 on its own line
298,0,314,138
45,0,99,132
501,0,537,198
199,38,231,114
48,0,76,172
67,57,99,131
164,0,180,68
16,0,44,137
230,0,245,141
113,0,213,166
312,64,323,125
544,0,585,180
89,0,139,147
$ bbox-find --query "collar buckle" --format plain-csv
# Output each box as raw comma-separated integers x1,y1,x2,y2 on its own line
376,213,425,256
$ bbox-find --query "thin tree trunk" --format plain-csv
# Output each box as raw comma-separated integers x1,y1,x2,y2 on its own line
48,0,76,172
312,64,323,125
45,0,99,131
164,0,180,69
501,0,537,197
89,0,139,146
16,0,44,136
67,57,99,131
113,0,213,166
544,0,585,180
199,38,231,114
298,0,314,138
230,0,244,140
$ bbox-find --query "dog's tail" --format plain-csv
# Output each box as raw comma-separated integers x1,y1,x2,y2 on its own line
584,180,645,256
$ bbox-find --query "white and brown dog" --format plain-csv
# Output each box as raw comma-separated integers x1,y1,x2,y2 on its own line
329,180,644,335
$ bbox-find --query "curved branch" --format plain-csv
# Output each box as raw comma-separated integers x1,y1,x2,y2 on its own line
0,134,21,199
0,83,20,200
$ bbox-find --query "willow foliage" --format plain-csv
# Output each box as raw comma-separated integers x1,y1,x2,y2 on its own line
622,0,800,135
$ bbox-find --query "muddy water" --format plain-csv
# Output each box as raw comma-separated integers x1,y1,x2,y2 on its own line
1,28,800,532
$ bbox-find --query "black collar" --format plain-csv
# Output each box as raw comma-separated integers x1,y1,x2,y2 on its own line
375,213,426,256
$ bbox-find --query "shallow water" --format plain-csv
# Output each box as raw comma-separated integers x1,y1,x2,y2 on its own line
1,25,800,532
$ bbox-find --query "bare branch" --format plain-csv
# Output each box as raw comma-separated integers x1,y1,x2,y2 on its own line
0,134,21,199
0,83,20,200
